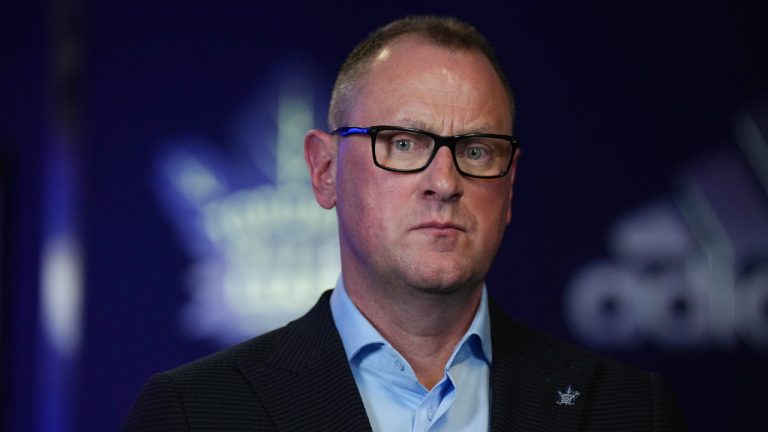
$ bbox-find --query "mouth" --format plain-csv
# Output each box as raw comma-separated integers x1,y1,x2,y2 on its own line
412,221,466,233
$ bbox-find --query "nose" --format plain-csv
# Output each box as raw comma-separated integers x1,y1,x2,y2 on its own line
421,146,463,201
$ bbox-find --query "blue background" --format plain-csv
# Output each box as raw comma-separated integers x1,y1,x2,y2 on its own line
2,1,767,431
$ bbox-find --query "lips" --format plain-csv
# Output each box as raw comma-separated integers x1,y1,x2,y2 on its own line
412,221,466,232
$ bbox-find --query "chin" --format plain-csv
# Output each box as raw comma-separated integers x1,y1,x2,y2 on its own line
391,253,483,293
405,269,479,295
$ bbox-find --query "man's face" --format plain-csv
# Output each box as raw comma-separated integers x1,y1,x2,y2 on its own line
332,37,517,294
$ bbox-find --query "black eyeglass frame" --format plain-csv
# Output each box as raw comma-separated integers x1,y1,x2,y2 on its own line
331,125,520,179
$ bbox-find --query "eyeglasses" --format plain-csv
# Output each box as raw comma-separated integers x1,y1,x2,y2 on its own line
331,125,519,179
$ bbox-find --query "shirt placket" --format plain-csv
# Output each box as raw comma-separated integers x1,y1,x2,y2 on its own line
412,375,456,432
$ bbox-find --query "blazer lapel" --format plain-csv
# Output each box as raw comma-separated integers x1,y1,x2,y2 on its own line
237,291,372,432
490,303,596,432
233,293,596,431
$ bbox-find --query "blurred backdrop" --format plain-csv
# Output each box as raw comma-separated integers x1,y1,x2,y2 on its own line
2,1,767,431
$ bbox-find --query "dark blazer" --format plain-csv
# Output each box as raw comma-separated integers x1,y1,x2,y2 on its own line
123,291,685,431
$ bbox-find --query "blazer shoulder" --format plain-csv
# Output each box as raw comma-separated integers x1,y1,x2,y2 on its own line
489,303,686,430
164,288,337,383
165,325,285,383
123,291,339,431
490,300,647,377
122,327,288,431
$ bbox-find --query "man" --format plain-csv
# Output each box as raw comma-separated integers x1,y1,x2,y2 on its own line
124,16,684,431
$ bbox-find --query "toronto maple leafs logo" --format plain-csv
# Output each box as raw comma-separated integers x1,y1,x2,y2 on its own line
556,385,581,406
153,62,341,345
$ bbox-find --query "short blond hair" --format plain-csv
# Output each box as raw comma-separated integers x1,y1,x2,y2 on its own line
328,16,515,129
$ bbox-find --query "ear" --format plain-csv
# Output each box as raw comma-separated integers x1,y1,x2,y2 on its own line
504,148,521,225
304,129,337,209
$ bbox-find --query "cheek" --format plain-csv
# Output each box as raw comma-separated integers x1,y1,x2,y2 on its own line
336,144,369,200
473,184,512,236
336,148,383,233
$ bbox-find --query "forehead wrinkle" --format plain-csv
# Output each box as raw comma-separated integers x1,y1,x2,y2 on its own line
388,90,499,134
393,114,497,136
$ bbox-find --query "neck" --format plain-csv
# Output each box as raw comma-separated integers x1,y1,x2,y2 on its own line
343,272,483,389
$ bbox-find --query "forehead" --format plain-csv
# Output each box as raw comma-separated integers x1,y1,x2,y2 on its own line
348,37,512,133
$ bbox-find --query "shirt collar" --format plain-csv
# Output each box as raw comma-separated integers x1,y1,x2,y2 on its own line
329,276,493,365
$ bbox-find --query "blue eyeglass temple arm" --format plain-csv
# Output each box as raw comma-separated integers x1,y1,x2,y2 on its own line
332,127,369,136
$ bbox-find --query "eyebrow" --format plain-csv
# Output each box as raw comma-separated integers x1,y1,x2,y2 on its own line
392,118,496,135
394,118,430,131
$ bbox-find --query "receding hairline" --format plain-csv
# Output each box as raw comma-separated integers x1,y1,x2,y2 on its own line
328,16,515,130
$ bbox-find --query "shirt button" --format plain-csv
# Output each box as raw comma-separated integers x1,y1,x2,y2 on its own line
427,408,435,421
395,360,405,372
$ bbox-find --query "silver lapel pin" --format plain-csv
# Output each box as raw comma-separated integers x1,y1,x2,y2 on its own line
556,385,581,406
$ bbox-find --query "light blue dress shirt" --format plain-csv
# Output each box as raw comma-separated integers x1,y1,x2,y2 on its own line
330,277,492,432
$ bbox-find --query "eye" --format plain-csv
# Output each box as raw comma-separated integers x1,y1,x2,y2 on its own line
460,143,493,161
394,139,415,151
465,146,488,160
386,132,430,152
